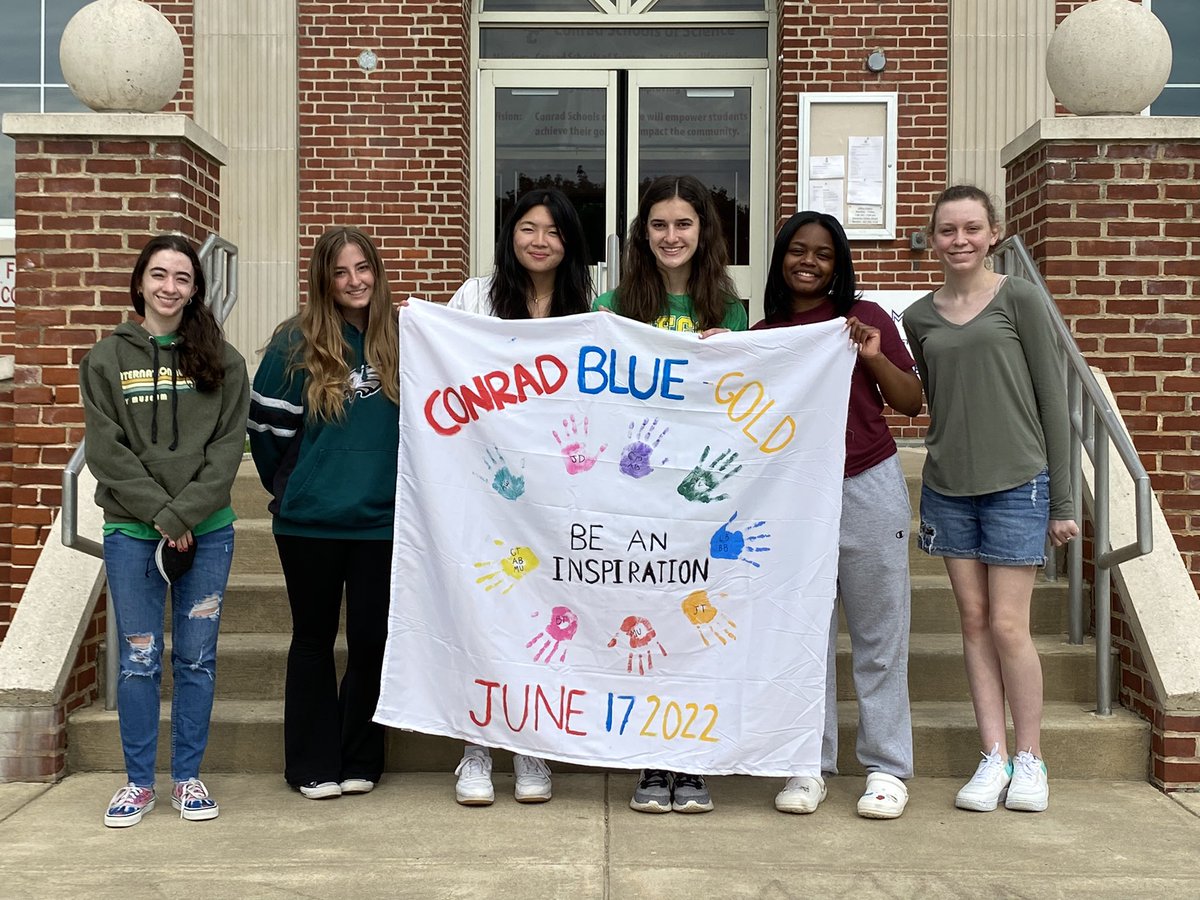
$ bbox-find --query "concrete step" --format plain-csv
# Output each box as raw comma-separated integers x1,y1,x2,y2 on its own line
231,457,271,520
863,575,1067,635
127,632,1098,707
67,699,1150,780
831,634,1100,704
230,518,281,577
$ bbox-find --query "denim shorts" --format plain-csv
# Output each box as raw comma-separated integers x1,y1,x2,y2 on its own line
917,470,1049,566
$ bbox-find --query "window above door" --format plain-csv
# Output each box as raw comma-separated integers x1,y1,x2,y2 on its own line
480,0,765,12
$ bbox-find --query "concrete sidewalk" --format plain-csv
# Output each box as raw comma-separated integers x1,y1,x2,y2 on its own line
1,774,1198,898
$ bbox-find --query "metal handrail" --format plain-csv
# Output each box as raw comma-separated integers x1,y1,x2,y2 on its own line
62,234,239,709
993,236,1153,716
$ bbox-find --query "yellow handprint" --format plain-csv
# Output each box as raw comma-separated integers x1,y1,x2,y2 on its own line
681,589,737,648
474,539,540,595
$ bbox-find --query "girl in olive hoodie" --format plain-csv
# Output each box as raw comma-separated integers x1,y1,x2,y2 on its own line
248,227,399,800
81,234,249,828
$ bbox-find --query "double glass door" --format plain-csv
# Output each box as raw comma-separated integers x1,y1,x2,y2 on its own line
480,67,767,306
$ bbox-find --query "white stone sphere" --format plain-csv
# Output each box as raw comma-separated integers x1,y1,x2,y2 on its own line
1046,0,1172,116
59,0,184,114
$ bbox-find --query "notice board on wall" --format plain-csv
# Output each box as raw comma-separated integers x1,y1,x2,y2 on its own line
797,93,897,240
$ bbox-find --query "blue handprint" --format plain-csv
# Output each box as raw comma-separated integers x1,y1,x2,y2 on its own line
619,417,669,479
475,445,525,501
709,512,771,567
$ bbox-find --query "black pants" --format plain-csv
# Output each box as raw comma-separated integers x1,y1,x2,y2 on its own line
275,535,391,786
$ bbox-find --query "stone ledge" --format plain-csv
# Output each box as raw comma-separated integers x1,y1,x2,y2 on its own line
0,112,227,166
1001,115,1200,167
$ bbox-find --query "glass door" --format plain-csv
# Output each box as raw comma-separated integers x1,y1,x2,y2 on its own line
479,67,767,312
478,71,619,291
627,68,767,304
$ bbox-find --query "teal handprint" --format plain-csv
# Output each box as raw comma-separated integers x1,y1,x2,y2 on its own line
677,446,741,504
476,445,525,501
709,512,771,567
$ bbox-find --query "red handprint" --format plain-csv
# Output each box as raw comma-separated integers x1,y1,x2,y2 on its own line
607,615,667,675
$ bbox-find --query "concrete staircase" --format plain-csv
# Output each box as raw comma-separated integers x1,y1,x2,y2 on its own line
67,447,1150,778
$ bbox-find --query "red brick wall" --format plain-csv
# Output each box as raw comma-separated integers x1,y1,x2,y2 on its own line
147,1,195,116
775,2,948,439
1,133,219,678
1006,137,1200,789
297,1,471,304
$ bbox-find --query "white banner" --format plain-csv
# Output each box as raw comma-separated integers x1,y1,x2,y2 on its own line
376,301,855,776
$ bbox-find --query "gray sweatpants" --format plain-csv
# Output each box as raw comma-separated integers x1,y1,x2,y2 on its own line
822,452,914,778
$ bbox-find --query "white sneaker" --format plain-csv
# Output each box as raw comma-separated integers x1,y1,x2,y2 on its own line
1005,749,1049,812
774,775,826,814
298,781,341,800
955,743,1012,812
340,778,375,795
513,754,552,803
454,748,495,806
857,772,908,819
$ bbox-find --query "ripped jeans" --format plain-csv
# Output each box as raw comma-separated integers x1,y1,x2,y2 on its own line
104,525,234,787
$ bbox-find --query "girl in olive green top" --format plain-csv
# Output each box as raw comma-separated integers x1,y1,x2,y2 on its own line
903,185,1078,816
595,174,746,815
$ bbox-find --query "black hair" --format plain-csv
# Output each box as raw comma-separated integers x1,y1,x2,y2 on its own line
763,211,860,323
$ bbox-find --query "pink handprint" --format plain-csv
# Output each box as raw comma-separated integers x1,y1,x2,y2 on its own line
607,614,667,675
552,414,607,475
526,605,579,664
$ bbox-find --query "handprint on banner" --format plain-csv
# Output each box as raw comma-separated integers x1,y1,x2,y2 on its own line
619,417,669,479
474,539,540,595
709,512,772,567
607,615,668,675
681,589,738,648
526,605,579,664
475,445,526,501
552,414,607,475
677,445,742,504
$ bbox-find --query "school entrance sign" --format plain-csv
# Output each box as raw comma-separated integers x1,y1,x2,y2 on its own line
376,301,854,776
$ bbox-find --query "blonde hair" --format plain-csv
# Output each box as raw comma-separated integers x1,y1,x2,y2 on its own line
292,227,399,421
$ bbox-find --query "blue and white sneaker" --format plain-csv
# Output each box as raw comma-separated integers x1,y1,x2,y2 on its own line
104,782,156,828
172,777,219,821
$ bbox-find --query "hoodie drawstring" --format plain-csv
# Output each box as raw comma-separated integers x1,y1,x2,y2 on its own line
150,341,160,445
147,337,181,450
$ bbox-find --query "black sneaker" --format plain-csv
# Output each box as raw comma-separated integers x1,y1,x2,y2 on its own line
154,538,196,585
629,769,672,813
671,772,713,813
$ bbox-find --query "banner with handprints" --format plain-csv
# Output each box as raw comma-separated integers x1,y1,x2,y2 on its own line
375,300,855,777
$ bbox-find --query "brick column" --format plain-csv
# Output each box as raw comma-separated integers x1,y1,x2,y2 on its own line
1004,116,1200,790
298,0,471,303
0,113,225,779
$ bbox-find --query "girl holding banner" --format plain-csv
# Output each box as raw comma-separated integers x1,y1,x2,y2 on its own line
903,186,1077,813
754,212,922,819
594,174,748,813
448,188,593,806
82,235,249,826
248,227,400,801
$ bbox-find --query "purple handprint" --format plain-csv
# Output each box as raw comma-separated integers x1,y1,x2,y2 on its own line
552,414,607,475
619,417,669,479
526,605,579,664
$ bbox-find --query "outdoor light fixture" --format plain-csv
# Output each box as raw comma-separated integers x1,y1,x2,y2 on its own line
866,50,887,73
358,49,378,72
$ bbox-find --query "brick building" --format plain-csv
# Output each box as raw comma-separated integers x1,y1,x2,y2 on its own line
0,0,1197,783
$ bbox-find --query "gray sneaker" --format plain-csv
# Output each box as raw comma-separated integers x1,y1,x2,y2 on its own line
671,772,713,813
629,769,672,813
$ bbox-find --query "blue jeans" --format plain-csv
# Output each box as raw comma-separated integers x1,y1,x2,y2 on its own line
918,470,1050,566
104,525,234,787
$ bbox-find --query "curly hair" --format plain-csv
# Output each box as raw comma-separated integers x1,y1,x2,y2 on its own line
129,234,226,392
490,188,593,319
285,227,399,422
763,211,860,323
612,175,739,330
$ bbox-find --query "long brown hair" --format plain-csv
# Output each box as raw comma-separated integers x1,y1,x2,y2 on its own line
130,234,226,391
612,175,738,330
287,227,399,421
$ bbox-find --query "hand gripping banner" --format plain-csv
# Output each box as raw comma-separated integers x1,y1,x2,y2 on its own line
375,301,854,777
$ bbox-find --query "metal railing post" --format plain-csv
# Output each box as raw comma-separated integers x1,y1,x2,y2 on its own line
1093,411,1114,716
1067,375,1084,645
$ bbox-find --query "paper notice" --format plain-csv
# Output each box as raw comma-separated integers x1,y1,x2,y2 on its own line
847,204,884,227
809,155,845,180
808,179,844,218
847,136,885,206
